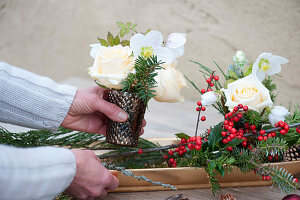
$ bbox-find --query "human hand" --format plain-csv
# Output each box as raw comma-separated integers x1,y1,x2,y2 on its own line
65,149,119,199
61,86,146,135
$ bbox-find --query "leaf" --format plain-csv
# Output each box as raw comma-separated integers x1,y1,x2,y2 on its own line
215,165,225,177
120,28,126,37
184,75,202,94
121,40,130,46
114,35,120,45
126,22,131,27
213,60,227,79
175,133,190,140
107,32,115,46
97,38,108,47
117,21,125,28
132,24,137,28
228,70,238,79
145,29,151,34
225,138,243,148
207,122,223,150
126,28,130,34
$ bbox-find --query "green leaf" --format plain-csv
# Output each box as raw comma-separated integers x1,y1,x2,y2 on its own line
114,35,120,45
120,28,126,37
126,22,131,27
228,70,238,79
97,38,108,47
207,122,223,150
107,31,115,46
132,24,137,28
213,60,227,79
126,28,130,34
184,75,202,94
145,29,151,34
215,165,225,177
175,133,190,140
225,138,243,148
117,21,125,28
121,40,130,46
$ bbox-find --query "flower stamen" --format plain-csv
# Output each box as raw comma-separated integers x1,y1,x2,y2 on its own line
141,46,153,59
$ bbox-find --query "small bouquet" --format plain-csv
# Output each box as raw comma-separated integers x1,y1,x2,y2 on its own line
87,22,187,146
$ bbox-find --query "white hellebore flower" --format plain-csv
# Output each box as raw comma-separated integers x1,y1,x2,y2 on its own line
130,31,174,63
221,74,273,112
153,61,187,103
87,44,135,89
252,52,289,82
165,33,187,59
233,50,248,66
268,106,290,127
201,91,217,106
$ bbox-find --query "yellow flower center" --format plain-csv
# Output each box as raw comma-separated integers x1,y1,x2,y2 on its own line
258,58,270,72
141,46,153,59
261,64,270,72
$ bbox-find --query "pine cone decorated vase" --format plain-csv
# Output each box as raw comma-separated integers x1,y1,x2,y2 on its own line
283,144,300,162
104,90,146,147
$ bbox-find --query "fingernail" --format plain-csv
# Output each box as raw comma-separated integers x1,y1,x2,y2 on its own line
118,112,128,121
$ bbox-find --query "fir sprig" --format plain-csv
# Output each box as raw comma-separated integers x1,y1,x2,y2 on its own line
122,55,163,104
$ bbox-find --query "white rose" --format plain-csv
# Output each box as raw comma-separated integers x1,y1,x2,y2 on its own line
88,44,135,89
201,91,217,106
221,74,273,112
153,61,187,103
268,106,290,127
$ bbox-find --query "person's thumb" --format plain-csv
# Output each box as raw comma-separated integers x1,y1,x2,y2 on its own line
92,98,128,122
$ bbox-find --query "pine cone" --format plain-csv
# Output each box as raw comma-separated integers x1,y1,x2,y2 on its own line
283,144,300,162
220,193,236,200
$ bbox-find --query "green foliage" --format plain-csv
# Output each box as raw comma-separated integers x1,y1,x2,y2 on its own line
207,122,223,150
243,110,264,125
0,126,104,148
284,105,300,146
262,76,277,102
205,167,221,196
175,132,190,140
256,137,287,156
117,21,137,37
122,55,163,104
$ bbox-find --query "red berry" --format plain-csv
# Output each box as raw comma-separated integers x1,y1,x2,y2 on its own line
197,101,202,106
267,133,272,138
284,125,289,131
187,143,193,149
201,116,206,121
231,128,237,134
181,138,187,144
175,148,179,152
206,78,211,83
237,113,243,118
263,136,268,141
243,105,248,111
138,149,143,154
268,155,273,162
214,76,219,81
245,123,250,128
168,150,174,155
234,106,239,111
163,155,168,159
238,104,243,109
195,145,202,150
226,147,233,151
169,158,174,163
223,139,229,144
172,163,177,167
196,140,202,146
201,107,206,111
278,121,284,128
271,131,276,137
207,88,213,92
250,124,256,130
180,145,185,150
252,130,257,135
178,150,184,156
196,107,200,111
210,82,214,87
223,120,229,125
229,134,235,139
258,136,263,141
227,126,232,131
221,131,227,137
275,123,279,127
280,129,286,135
228,112,233,118
248,145,253,150
191,136,196,142
242,141,247,147
229,121,234,126
260,130,266,135
274,154,279,161
293,178,298,183
183,148,187,153
227,137,232,142
233,116,240,122
201,89,206,94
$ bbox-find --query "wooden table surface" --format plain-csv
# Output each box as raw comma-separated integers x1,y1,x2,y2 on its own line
104,186,300,200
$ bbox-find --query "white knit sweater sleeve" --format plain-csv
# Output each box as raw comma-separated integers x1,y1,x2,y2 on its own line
0,145,76,200
0,61,77,131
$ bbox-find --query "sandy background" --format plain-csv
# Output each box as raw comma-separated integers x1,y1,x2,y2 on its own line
0,0,299,135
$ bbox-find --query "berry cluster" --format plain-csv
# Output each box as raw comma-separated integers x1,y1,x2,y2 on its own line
201,74,219,94
164,137,202,167
274,121,290,135
196,101,206,121
222,104,251,149
295,126,300,134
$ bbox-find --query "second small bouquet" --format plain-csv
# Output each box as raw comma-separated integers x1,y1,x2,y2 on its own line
87,22,187,146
